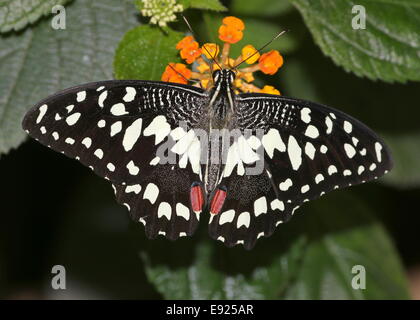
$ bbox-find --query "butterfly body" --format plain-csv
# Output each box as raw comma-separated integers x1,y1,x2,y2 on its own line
22,69,392,249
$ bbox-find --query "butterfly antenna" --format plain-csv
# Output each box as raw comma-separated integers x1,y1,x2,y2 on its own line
182,15,222,70
233,30,288,69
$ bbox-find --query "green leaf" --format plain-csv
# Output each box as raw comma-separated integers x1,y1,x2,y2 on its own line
290,0,420,83
179,0,227,12
0,0,138,154
381,133,420,189
0,0,71,33
284,193,409,299
114,25,184,81
143,237,307,299
143,192,409,299
231,0,293,17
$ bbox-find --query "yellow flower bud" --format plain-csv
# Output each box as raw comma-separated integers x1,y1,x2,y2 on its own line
261,85,280,95
201,79,210,89
241,45,260,64
202,43,220,60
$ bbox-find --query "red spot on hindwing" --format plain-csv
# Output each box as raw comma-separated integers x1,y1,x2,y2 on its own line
210,188,227,215
190,185,204,213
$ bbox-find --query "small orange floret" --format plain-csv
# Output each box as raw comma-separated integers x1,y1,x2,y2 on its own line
261,85,280,95
218,16,245,44
202,43,220,60
176,36,202,64
161,63,191,85
176,36,195,50
258,50,284,75
181,43,201,64
241,45,260,64
222,16,245,31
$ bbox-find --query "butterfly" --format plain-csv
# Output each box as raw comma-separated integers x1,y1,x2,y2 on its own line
22,68,392,249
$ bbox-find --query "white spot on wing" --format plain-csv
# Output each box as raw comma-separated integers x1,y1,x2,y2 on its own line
65,112,81,126
305,125,319,138
237,135,259,164
76,91,86,102
344,143,356,158
125,184,141,194
126,160,139,175
270,199,284,211
122,118,143,151
237,212,250,228
98,90,107,107
343,169,352,176
110,121,122,137
315,173,324,184
262,129,286,158
94,149,103,159
107,163,115,172
287,135,302,170
149,156,160,166
254,197,267,217
158,202,172,220
65,137,75,145
328,165,337,175
176,203,190,220
279,178,293,191
123,87,136,102
247,135,261,150
305,142,316,160
219,210,235,225
344,121,352,133
66,105,74,113
375,142,383,162
97,119,106,128
300,107,311,123
36,104,48,123
143,183,159,204
325,116,333,134
143,115,171,145
301,185,310,193
110,103,128,116
82,137,92,148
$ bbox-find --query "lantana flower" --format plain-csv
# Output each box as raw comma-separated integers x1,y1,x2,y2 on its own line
161,16,284,95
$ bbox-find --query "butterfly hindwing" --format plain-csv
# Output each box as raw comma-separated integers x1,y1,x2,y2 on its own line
22,80,208,240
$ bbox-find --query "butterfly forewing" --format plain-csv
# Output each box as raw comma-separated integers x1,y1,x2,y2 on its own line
207,93,392,249
22,80,209,240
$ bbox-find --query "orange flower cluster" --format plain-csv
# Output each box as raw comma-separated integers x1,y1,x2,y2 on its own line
161,16,284,95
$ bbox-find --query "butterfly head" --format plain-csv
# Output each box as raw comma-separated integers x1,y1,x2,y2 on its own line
212,69,236,90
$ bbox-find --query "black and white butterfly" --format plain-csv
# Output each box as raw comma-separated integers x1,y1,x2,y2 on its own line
22,69,392,249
